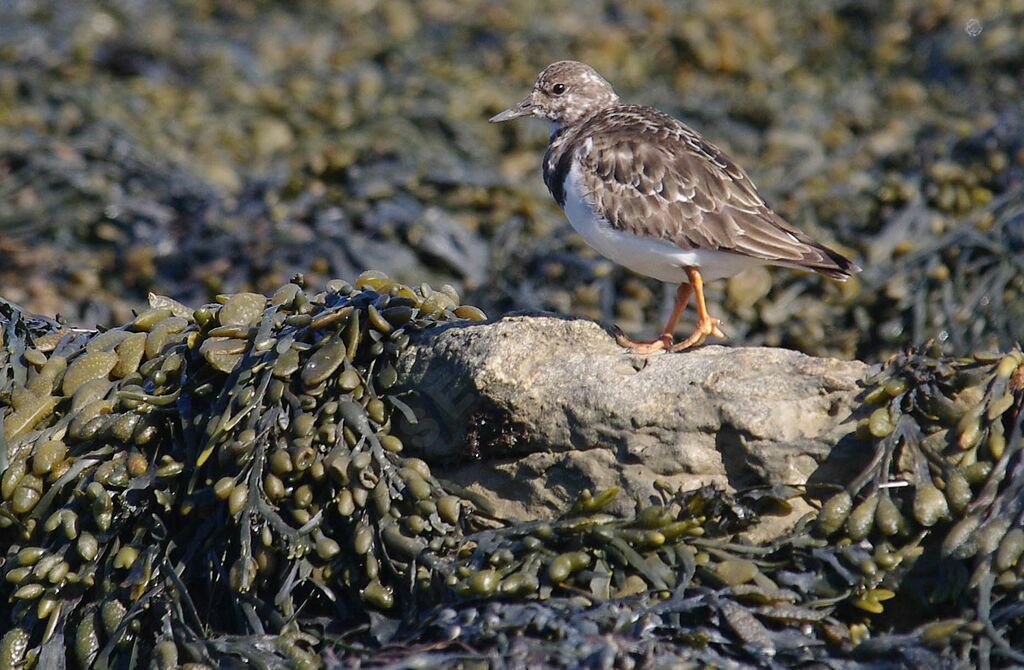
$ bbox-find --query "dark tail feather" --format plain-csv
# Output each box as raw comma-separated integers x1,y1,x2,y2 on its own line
808,243,861,280
760,209,861,280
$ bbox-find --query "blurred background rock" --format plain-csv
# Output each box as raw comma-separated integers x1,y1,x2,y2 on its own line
1,0,1022,362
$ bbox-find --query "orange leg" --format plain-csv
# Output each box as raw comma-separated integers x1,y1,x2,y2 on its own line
616,284,692,354
671,267,726,352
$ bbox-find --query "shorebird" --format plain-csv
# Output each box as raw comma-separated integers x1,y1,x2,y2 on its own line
490,60,860,353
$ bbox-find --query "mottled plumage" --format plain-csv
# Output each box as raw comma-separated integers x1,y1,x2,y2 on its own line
490,60,860,352
542,103,856,279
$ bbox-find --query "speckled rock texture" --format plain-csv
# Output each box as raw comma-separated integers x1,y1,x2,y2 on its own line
397,314,872,529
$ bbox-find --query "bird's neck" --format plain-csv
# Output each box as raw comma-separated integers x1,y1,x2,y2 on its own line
552,99,620,135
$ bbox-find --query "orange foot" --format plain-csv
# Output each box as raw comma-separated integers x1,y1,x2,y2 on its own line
614,283,693,355
615,332,673,354
671,317,726,352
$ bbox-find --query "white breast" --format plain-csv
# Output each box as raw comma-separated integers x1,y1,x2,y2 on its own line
561,161,764,283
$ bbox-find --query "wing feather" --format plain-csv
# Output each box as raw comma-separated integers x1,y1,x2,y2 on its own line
571,106,859,278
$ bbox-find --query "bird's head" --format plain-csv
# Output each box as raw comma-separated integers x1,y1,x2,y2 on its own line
489,60,619,128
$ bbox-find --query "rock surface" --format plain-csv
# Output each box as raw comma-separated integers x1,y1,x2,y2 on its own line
397,314,874,533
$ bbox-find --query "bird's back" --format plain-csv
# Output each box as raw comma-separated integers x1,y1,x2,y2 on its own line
543,104,859,279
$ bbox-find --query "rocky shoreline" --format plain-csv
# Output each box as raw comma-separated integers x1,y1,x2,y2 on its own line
2,1,1023,666
2,286,1022,668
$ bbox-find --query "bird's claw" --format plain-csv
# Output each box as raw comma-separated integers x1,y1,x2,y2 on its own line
709,319,727,340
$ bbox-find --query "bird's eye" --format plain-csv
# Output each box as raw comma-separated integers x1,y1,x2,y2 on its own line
552,83,566,95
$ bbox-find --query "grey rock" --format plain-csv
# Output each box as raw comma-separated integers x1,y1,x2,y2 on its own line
397,314,873,536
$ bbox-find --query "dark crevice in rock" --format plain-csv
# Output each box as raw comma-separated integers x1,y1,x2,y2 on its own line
462,396,529,461
715,425,766,490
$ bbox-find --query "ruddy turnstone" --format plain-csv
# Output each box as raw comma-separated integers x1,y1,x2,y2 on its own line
490,60,860,353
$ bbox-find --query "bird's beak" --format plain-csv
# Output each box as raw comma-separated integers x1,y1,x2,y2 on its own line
489,94,536,123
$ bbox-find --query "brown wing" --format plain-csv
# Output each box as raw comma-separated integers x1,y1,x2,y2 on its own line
575,106,858,278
